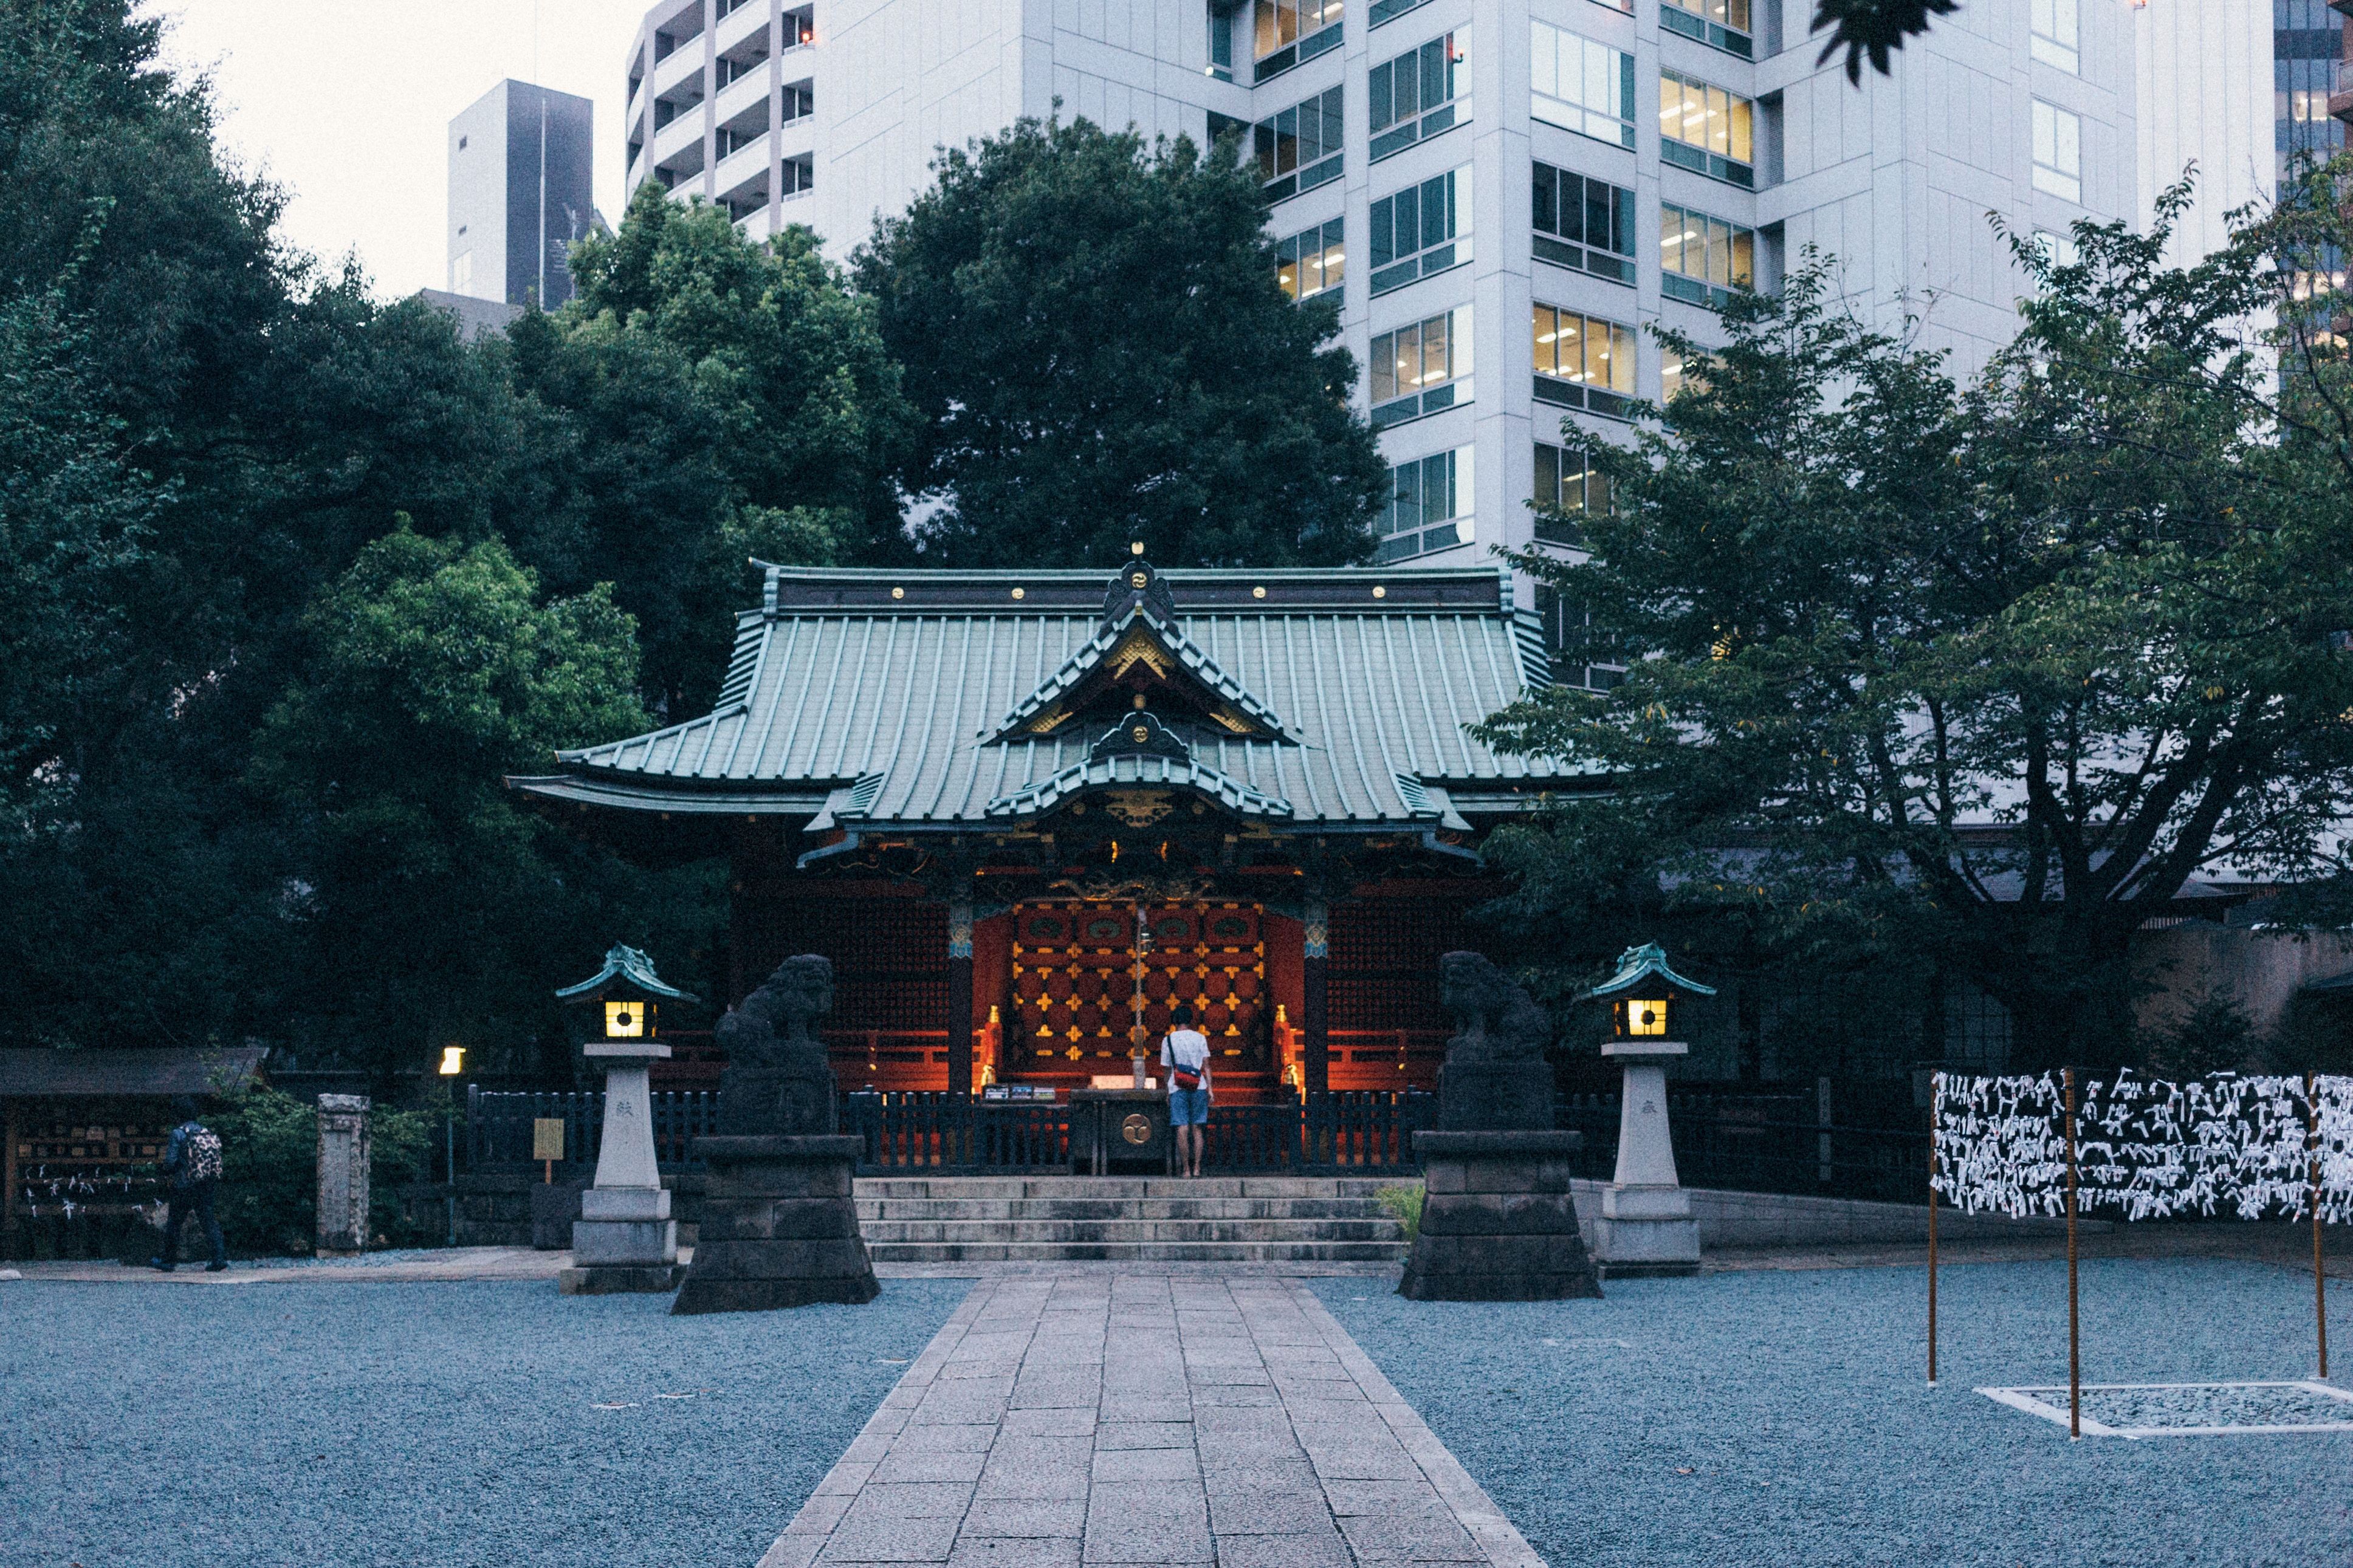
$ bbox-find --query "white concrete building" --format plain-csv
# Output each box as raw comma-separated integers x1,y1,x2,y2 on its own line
622,0,2178,683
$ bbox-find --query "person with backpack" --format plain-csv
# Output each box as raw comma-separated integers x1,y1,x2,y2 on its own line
150,1095,227,1273
1161,1004,1212,1179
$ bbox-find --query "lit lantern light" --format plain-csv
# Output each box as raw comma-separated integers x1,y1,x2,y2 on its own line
438,1046,465,1076
1619,997,1671,1039
605,1000,651,1038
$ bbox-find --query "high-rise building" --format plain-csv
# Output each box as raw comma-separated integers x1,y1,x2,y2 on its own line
622,1,2234,684
448,80,597,309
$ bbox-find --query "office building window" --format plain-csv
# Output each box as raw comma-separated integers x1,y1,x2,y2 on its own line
1531,304,1635,419
2030,0,2078,74
1531,23,1637,149
1209,0,1235,80
1370,167,1471,295
1370,32,1470,160
450,250,473,295
1256,0,1343,80
1378,446,1475,561
1237,88,1346,201
1533,584,1626,688
1660,71,1754,187
1369,0,1431,29
1660,204,1754,307
1370,305,1474,427
2032,99,2081,202
1663,0,1751,58
1533,162,1635,284
1532,440,1609,547
2032,228,2080,269
1278,219,1345,300
781,152,814,197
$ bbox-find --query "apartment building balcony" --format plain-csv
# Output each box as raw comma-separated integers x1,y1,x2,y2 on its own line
713,0,768,59
650,34,704,100
713,138,771,204
651,111,704,170
714,63,768,125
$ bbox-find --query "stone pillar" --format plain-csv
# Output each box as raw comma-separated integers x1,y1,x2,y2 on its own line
1398,1130,1602,1301
315,1095,371,1256
671,1135,879,1313
560,1041,681,1295
946,889,974,1100
1302,900,1330,1097
1590,1041,1700,1277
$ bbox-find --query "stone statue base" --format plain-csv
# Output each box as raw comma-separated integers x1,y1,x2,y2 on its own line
670,1135,878,1315
1435,1061,1556,1132
1398,1131,1603,1302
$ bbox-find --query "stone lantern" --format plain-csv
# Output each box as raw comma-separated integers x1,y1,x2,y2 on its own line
1585,943,1714,1277
555,945,699,1295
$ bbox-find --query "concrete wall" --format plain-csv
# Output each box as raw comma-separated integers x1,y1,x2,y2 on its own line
2132,924,2353,1041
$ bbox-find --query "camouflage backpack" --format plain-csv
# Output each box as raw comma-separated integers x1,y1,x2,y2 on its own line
183,1124,224,1183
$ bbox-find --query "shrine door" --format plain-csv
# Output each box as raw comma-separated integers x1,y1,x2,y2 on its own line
1008,902,1267,1077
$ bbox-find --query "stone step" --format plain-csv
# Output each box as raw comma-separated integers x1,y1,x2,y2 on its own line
858,1217,1404,1244
853,1176,1413,1200
862,1238,1409,1262
855,1197,1398,1222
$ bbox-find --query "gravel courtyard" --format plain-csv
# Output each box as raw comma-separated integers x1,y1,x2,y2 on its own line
1,1277,969,1568
1316,1256,2352,1568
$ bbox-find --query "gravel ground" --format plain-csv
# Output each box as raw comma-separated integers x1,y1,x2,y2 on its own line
1316,1258,2352,1568
1,1277,967,1568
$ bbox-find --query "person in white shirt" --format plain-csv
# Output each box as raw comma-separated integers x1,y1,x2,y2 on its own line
1160,1003,1212,1178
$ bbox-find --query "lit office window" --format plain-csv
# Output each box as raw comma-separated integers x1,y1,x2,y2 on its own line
1531,22,1637,149
1378,446,1475,561
1663,0,1751,58
2032,98,2081,202
2030,0,2078,74
1369,166,1471,294
1531,304,1636,419
1255,0,1344,80
1659,70,1754,187
1533,162,1636,284
1277,219,1346,300
1659,203,1755,307
1370,32,1470,160
1370,306,1474,428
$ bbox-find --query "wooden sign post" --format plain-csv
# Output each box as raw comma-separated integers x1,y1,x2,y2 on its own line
533,1117,565,1185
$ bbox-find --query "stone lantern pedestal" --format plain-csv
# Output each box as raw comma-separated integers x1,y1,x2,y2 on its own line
560,1040,680,1295
1590,1039,1700,1278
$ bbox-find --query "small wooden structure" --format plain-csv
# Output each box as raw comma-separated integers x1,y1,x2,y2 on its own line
1,1046,269,1259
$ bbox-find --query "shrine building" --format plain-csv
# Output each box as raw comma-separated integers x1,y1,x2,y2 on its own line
511,554,1573,1104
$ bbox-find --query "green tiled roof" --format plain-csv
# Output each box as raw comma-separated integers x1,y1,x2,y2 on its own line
523,564,1572,829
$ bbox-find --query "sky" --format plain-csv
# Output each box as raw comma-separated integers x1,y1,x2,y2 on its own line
152,0,651,300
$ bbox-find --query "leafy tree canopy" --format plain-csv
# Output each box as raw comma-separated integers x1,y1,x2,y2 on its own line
1475,191,2353,1072
854,115,1385,568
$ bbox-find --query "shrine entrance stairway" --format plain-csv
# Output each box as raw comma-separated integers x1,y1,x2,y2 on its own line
853,1175,1410,1264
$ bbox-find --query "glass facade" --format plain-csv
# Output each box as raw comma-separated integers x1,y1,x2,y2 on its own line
1531,304,1637,418
1255,0,1344,80
1277,219,1345,300
1532,22,1637,148
1532,440,1608,546
2277,0,2344,187
1369,167,1471,294
1378,446,1475,561
1371,306,1474,427
1662,0,1751,58
2029,0,2078,73
1250,88,1346,201
1533,162,1636,284
1370,31,1469,161
1659,70,1754,187
2032,98,2081,202
1660,203,1754,306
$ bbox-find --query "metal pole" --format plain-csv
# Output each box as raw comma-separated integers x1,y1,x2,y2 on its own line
445,1104,456,1247
2064,1066,2080,1440
1928,1078,1940,1387
2312,1072,2329,1381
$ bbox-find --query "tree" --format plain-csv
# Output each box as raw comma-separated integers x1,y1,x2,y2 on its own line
1474,205,2353,1073
854,115,1384,568
514,183,916,713
1809,0,1960,84
249,526,718,1076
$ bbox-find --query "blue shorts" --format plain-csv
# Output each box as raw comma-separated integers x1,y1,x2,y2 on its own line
1169,1087,1210,1126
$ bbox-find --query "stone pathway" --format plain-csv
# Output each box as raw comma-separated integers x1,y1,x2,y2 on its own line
757,1275,1542,1568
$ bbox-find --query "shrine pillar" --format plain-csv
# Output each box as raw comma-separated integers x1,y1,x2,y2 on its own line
1302,897,1330,1097
947,886,975,1098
